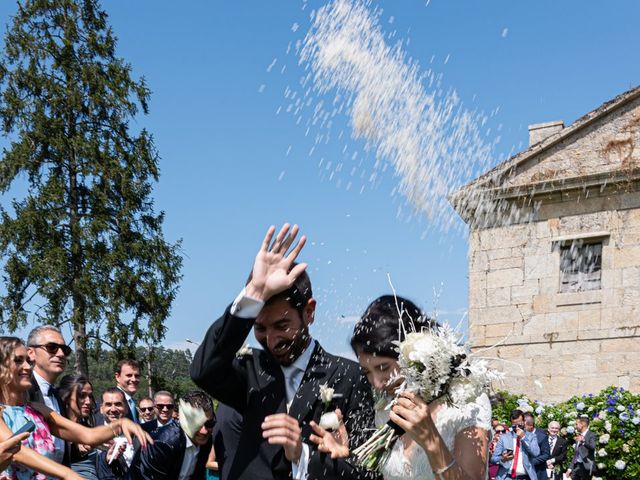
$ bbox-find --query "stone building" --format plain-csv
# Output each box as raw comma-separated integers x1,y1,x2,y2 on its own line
451,86,640,402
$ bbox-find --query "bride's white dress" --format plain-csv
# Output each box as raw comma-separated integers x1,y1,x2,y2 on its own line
375,392,492,480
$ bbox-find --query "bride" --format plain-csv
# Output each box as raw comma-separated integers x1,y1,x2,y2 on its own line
311,295,490,480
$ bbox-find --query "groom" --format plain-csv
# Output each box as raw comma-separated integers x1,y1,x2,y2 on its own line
190,224,377,480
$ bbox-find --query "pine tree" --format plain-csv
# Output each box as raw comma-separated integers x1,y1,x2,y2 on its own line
0,0,182,376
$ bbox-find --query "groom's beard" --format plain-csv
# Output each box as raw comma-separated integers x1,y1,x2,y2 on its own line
262,328,311,366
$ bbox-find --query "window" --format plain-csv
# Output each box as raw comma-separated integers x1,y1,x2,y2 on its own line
559,240,602,293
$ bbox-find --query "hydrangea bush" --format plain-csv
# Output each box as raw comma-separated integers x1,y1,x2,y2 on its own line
491,387,640,479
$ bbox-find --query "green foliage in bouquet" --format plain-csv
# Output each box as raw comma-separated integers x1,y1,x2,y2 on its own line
491,387,640,480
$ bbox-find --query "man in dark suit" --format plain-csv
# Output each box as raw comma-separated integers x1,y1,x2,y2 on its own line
212,403,243,480
565,415,596,480
141,391,175,436
524,413,550,480
546,421,567,479
127,391,214,480
26,325,70,466
190,224,377,480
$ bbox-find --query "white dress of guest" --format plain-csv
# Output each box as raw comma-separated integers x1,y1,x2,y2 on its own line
376,392,492,480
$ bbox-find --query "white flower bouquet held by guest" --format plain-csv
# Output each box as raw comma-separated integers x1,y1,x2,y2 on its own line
311,295,497,480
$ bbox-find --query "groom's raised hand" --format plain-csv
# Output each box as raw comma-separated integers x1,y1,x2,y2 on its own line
245,223,307,303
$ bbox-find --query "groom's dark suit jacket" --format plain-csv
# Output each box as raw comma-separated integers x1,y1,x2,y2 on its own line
190,306,378,480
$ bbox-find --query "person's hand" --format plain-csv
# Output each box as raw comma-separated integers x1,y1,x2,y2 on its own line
501,450,514,462
309,409,350,459
0,432,29,470
118,418,153,448
105,439,127,464
245,224,307,302
77,443,92,455
262,413,303,463
515,426,525,439
574,434,583,443
389,391,434,447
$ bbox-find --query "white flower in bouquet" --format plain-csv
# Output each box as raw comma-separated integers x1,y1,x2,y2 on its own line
566,426,575,434
632,416,640,425
353,324,501,472
604,421,612,432
576,402,585,411
598,433,609,444
616,405,625,412
318,383,340,431
596,448,607,457
520,404,533,413
598,410,607,420
622,443,630,453
618,412,630,421
614,460,626,470
597,463,605,469
535,406,543,415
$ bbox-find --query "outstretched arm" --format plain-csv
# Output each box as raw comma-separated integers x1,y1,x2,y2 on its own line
0,417,82,480
29,403,152,449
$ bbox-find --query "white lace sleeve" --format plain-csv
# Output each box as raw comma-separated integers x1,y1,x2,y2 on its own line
458,392,492,432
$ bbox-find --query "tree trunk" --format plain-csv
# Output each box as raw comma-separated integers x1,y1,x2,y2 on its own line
73,320,89,377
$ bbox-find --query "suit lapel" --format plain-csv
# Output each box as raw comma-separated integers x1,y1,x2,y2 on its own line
288,343,335,423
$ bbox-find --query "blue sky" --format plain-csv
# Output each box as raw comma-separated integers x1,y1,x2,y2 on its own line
1,1,639,359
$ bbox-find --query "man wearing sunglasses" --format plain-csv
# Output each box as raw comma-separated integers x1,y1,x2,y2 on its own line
26,325,71,465
138,397,156,423
141,391,175,435
128,390,214,480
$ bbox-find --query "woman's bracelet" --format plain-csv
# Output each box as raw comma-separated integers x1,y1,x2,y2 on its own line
109,421,120,437
433,458,456,480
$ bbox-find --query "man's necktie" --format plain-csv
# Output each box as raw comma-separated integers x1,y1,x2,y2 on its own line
47,384,57,397
511,436,521,479
128,397,138,423
285,367,303,411
549,435,555,453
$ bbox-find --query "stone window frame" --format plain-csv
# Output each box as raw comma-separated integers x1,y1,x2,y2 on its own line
552,232,610,294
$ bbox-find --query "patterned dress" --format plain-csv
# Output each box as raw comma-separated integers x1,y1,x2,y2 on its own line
1,404,58,480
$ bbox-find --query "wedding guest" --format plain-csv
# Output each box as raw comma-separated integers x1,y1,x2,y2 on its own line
141,391,174,435
58,374,98,480
212,403,243,480
524,412,550,480
491,409,540,480
26,325,70,465
128,391,214,480
114,360,141,423
338,294,491,479
0,336,151,480
489,424,507,480
546,421,567,480
137,397,155,423
190,224,376,480
565,415,595,480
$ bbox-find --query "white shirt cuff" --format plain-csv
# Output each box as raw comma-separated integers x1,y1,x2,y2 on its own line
291,443,310,480
230,288,264,318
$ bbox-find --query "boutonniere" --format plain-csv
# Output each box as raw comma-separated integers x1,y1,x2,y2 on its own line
318,383,341,431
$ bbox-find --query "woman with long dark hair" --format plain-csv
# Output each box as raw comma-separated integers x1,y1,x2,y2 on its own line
58,374,98,479
312,295,491,480
0,336,151,480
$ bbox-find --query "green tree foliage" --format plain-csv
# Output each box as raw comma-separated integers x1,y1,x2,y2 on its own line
69,347,197,402
0,0,182,376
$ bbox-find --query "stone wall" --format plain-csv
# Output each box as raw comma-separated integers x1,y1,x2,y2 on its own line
469,196,640,402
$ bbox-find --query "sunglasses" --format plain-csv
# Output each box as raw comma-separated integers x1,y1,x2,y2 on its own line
495,429,505,433
139,407,154,412
30,343,72,357
156,403,174,411
203,419,215,429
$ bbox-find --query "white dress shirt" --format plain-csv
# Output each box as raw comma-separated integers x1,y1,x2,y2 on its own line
178,434,200,480
33,371,65,463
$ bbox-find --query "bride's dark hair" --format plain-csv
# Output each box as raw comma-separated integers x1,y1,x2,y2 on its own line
350,295,436,359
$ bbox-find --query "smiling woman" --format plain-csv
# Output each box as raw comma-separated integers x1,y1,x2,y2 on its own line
0,336,153,480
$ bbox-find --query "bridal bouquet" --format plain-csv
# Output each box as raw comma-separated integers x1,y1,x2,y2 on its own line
353,324,501,471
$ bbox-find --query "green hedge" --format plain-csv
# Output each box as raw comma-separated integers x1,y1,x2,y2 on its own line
490,386,640,480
